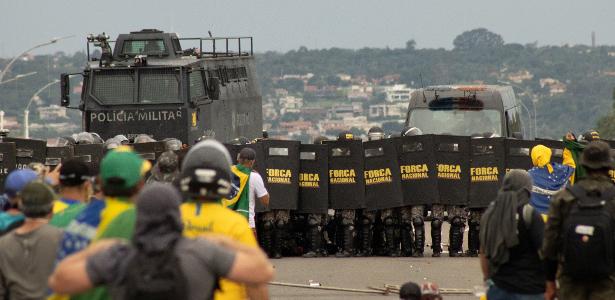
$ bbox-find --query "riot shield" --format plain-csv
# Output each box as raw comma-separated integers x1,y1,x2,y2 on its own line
223,144,241,165
363,139,403,211
46,146,74,168
297,144,329,214
132,141,167,162
395,135,439,206
505,139,539,171
258,140,300,210
326,139,365,210
0,143,16,194
74,144,105,175
433,135,470,206
468,138,506,208
535,138,564,164
3,138,46,170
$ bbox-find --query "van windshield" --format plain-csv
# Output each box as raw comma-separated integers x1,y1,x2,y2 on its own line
408,108,503,137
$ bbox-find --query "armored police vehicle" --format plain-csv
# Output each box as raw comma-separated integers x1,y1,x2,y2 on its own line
60,29,262,144
405,85,524,139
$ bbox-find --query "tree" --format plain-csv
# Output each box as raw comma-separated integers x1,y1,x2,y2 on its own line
453,28,504,50
405,40,416,50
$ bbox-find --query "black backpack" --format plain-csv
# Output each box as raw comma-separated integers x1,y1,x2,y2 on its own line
123,241,189,300
561,184,615,281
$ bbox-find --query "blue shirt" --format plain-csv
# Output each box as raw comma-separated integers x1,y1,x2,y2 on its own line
529,163,574,214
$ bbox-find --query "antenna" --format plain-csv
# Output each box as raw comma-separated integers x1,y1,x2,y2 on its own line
208,31,213,38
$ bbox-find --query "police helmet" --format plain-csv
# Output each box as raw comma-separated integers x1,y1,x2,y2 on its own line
179,140,232,200
74,132,96,144
90,132,104,144
229,136,251,145
401,126,423,137
104,138,120,150
134,134,155,143
162,138,182,151
113,135,130,145
367,126,385,141
578,130,600,144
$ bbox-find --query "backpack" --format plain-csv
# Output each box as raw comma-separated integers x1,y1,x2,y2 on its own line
123,241,189,300
561,184,615,281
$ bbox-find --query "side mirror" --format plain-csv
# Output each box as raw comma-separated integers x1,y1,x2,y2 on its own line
60,73,70,107
207,77,221,100
512,132,523,139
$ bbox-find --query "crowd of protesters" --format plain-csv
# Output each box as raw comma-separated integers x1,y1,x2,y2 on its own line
480,130,615,300
0,139,274,300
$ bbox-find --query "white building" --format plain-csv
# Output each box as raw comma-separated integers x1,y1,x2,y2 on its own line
384,84,414,103
38,105,67,120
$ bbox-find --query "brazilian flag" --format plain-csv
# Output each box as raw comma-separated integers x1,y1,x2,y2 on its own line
222,164,251,219
563,138,586,182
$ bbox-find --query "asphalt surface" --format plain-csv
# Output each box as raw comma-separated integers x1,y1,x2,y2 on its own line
269,223,484,300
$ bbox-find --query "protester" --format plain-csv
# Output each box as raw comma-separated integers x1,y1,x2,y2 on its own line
0,169,38,235
528,144,575,216
180,140,269,299
0,181,63,299
145,151,180,185
543,140,615,300
54,159,92,213
55,146,149,260
563,130,600,183
222,148,254,219
480,169,545,300
399,281,421,300
48,183,275,300
237,147,270,234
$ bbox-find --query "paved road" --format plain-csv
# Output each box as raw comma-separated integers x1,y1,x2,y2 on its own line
270,223,483,299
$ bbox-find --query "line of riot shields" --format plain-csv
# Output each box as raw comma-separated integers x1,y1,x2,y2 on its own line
2,134,613,208
0,137,170,193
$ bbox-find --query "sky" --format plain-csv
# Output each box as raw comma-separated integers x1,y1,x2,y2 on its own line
1,0,614,57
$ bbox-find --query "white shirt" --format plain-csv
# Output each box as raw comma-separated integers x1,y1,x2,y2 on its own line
249,172,268,228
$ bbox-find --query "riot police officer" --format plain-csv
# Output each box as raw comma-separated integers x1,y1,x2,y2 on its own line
333,131,358,257
303,136,329,258
358,126,399,257
400,126,427,257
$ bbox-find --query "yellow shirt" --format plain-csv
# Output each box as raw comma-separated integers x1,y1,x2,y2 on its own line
181,202,257,300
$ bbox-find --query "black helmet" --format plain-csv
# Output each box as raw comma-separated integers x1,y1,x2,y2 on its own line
179,140,232,200
229,136,251,145
367,126,385,141
578,130,600,144
313,136,328,145
401,126,423,137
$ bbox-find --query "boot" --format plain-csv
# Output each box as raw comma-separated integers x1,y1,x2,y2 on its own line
449,217,464,257
355,222,373,257
466,220,480,257
335,225,354,257
303,225,322,258
413,222,425,257
272,222,285,259
384,225,399,257
400,223,414,257
431,218,442,257
261,222,274,258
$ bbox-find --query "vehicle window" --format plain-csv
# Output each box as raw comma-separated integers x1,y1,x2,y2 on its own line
139,69,180,103
408,108,503,137
121,40,167,56
189,71,206,99
92,69,135,104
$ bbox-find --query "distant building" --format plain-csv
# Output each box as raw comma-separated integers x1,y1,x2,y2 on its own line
279,96,303,115
507,70,534,84
384,84,414,103
327,105,355,119
368,104,404,118
38,105,68,120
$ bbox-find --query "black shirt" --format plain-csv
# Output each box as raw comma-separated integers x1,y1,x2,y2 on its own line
491,206,545,294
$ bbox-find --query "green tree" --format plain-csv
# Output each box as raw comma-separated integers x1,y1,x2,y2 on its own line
453,28,504,50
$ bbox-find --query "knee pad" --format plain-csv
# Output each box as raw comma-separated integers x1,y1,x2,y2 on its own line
275,219,286,229
412,217,424,227
451,216,463,227
341,217,354,226
431,218,442,229
345,225,355,231
362,216,372,226
262,221,274,230
469,218,480,227
308,217,320,227
383,217,395,226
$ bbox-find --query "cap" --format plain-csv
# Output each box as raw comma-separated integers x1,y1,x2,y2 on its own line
59,159,92,186
4,169,38,198
19,181,55,217
399,281,421,300
580,140,615,170
338,131,354,141
238,147,256,161
100,146,151,189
